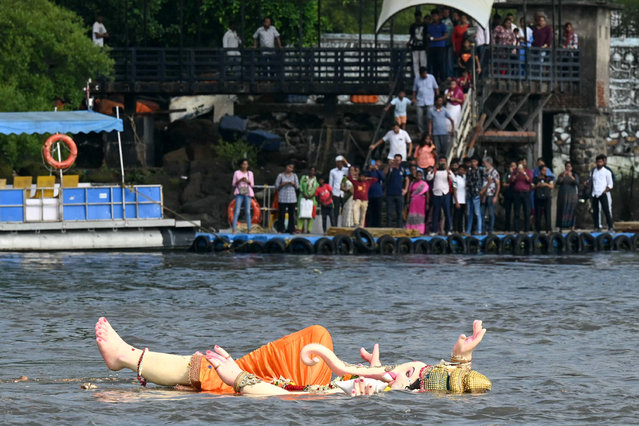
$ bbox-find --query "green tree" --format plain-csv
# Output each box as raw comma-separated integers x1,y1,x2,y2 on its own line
613,0,639,37
0,0,113,169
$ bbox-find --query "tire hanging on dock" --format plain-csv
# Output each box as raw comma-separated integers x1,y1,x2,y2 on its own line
548,232,565,254
514,234,532,255
580,232,596,252
246,240,265,253
596,232,613,251
413,239,430,254
314,238,336,255
613,234,632,251
532,233,550,255
264,238,287,254
565,231,582,253
213,235,231,252
429,237,448,254
191,235,212,253
332,234,354,255
231,239,250,253
395,237,413,254
465,236,481,254
483,234,501,254
501,235,517,255
377,235,396,255
288,237,314,254
353,228,375,253
447,234,466,254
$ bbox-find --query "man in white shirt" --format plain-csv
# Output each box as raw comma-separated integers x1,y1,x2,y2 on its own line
453,164,467,233
412,67,439,133
328,155,350,227
92,16,109,47
369,124,412,163
474,19,490,69
590,154,614,231
223,23,241,56
253,17,282,78
426,156,455,235
253,17,282,50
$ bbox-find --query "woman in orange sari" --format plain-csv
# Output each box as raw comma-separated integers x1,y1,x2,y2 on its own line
95,317,490,396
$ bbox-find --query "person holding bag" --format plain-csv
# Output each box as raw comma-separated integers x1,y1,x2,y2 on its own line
297,167,319,233
231,159,255,234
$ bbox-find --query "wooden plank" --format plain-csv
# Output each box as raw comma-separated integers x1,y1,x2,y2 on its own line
479,130,536,143
613,222,639,232
326,227,421,238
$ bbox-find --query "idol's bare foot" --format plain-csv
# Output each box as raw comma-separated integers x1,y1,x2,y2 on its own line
95,317,140,371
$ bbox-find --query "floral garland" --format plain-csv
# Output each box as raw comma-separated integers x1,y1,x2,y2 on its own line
271,375,359,393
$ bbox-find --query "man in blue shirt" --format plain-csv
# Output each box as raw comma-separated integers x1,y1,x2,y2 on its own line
427,9,449,83
384,154,408,228
428,96,456,158
365,160,385,227
412,67,439,134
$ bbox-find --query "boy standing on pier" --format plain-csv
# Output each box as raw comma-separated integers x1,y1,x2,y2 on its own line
385,91,412,130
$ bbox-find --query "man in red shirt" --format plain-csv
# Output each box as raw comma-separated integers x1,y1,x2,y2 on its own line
509,158,533,232
347,167,378,228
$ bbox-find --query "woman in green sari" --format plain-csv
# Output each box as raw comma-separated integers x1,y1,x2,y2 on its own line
297,167,320,233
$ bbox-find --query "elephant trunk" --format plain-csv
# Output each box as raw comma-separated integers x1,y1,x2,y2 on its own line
300,343,389,380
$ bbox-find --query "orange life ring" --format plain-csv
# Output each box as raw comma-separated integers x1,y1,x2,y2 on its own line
227,198,261,225
43,134,78,169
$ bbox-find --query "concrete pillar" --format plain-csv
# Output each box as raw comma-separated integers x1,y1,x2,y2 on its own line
569,111,610,226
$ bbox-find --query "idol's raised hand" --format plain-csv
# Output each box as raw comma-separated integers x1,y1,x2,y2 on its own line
452,320,487,361
360,343,382,367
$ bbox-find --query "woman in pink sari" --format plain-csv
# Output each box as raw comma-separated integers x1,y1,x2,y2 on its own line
406,170,429,234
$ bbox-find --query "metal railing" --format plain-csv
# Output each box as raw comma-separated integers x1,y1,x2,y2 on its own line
487,45,581,92
110,47,412,90
105,46,580,95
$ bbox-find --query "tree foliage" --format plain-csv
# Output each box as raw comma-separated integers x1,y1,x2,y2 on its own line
53,0,421,48
613,0,639,37
0,0,113,169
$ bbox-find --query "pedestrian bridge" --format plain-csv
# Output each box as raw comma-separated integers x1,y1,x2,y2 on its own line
96,46,581,97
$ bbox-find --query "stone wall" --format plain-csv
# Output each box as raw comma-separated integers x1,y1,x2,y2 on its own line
552,38,639,221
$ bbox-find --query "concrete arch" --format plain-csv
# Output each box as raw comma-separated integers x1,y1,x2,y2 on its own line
376,0,495,32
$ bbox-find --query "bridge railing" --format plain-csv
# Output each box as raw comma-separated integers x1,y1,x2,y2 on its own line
107,46,580,94
111,47,412,87
487,45,581,92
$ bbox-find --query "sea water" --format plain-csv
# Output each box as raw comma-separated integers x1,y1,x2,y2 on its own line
1,252,638,424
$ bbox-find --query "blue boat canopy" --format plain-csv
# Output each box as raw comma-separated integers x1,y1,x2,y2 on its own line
0,110,123,135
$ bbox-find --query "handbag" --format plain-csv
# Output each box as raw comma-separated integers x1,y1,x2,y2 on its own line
238,186,249,196
299,198,314,219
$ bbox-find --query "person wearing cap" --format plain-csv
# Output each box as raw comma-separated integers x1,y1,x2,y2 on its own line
329,155,350,228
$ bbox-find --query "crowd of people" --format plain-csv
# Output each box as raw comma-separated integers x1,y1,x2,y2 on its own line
407,7,579,84
230,153,615,235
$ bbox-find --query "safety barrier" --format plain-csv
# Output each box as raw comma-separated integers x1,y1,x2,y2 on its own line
190,228,638,255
